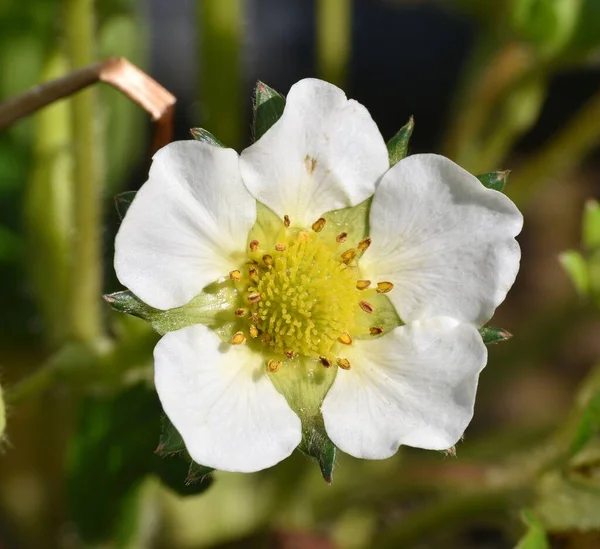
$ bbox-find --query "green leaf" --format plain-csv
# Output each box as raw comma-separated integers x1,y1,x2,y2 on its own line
479,326,513,344
67,383,161,544
253,81,285,141
387,116,414,167
476,170,510,192
516,510,550,549
268,357,338,483
0,383,5,439
190,127,225,147
104,281,239,341
569,390,600,459
114,190,137,220
559,250,590,296
583,199,600,250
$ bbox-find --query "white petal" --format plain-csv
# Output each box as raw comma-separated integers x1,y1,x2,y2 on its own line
115,141,255,310
321,317,487,459
154,324,302,472
362,154,523,325
239,78,388,227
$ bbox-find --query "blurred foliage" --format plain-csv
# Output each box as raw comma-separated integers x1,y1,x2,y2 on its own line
2,0,600,548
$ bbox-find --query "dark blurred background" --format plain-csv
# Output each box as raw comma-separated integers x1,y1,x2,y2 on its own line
2,0,600,548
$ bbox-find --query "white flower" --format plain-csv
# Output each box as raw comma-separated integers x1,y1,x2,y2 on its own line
114,79,523,473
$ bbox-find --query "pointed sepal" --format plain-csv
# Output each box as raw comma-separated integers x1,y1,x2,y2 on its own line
298,419,337,484
476,170,510,192
253,81,286,141
479,325,512,345
387,116,414,167
190,127,225,147
114,191,137,219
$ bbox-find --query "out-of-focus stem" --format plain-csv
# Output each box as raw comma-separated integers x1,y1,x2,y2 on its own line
65,0,103,342
316,0,352,87
199,0,243,148
509,87,600,207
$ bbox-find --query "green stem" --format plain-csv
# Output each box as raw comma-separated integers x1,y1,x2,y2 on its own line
65,0,104,342
198,0,243,148
316,0,352,88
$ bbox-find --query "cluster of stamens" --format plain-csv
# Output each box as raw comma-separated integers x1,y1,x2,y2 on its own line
227,214,394,373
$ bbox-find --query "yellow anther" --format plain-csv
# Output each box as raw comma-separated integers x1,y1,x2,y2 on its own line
336,232,348,243
337,332,352,345
359,301,374,314
235,308,246,317
229,269,242,282
249,240,260,252
312,217,326,232
248,265,259,280
231,331,246,345
376,281,394,294
249,325,259,338
284,214,291,228
262,333,272,344
275,243,286,252
369,326,384,335
320,356,332,368
341,248,357,264
267,359,282,373
356,280,371,290
263,254,273,267
358,237,371,252
297,231,311,243
284,349,295,359
248,292,261,303
337,358,351,370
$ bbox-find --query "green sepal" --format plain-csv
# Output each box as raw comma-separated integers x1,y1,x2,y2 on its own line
114,190,137,219
104,282,238,341
153,454,214,497
155,414,186,456
583,199,600,250
516,510,549,549
387,116,414,167
476,170,510,192
190,127,225,148
247,201,286,252
559,250,590,297
253,81,286,141
479,326,512,345
321,197,371,247
268,358,338,483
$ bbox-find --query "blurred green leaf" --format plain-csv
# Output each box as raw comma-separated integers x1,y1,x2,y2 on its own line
559,250,590,296
387,116,414,167
516,510,550,549
0,226,21,263
476,170,510,192
479,326,513,344
583,199,600,250
253,81,285,141
67,383,160,545
0,382,5,439
104,283,238,341
190,127,225,147
564,0,600,57
569,391,600,459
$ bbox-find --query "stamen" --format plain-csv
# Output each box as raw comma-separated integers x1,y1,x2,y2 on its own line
231,331,246,345
267,359,282,373
284,349,295,359
248,292,261,303
336,232,348,243
275,243,286,252
248,265,259,280
263,254,273,267
249,240,260,252
376,281,394,294
341,248,357,264
369,326,384,335
229,270,242,282
283,215,291,228
358,237,371,252
356,280,371,290
251,312,260,324
359,301,374,314
249,325,259,338
297,231,311,243
261,333,271,344
235,308,246,317
337,332,352,345
336,358,351,370
312,217,326,232
320,356,332,368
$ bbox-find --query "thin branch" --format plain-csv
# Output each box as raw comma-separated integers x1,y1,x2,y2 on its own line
0,57,176,153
